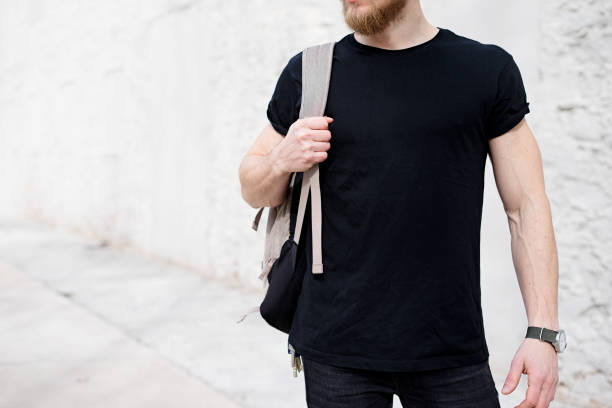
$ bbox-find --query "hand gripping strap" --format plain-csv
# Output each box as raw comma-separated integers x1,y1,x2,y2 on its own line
292,41,335,274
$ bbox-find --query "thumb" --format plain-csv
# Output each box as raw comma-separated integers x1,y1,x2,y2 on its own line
325,116,334,122
501,357,523,395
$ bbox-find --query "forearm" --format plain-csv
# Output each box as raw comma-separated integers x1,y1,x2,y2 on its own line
239,149,292,209
505,192,559,330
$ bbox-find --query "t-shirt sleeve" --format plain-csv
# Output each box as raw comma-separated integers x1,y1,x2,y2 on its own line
266,53,302,137
486,55,531,140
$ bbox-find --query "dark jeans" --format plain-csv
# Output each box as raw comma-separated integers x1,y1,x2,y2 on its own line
302,356,500,408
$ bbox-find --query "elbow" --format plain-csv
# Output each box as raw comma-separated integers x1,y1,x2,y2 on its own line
237,157,287,210
238,162,260,209
503,191,552,229
502,193,522,225
269,195,286,209
240,183,284,209
241,190,284,209
241,188,260,210
504,206,521,228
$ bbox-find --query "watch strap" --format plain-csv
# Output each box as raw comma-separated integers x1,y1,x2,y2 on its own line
525,326,557,343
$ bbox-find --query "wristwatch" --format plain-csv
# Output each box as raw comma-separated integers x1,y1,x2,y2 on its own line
525,326,567,353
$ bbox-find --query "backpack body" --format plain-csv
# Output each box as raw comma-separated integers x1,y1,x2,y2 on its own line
258,172,303,333
238,41,336,377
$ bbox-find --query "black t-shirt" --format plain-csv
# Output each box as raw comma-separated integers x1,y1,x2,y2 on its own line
266,27,530,372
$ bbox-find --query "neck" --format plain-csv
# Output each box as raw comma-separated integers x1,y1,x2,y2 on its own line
353,1,438,50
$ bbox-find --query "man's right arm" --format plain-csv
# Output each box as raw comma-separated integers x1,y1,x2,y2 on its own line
239,123,293,209
238,117,333,209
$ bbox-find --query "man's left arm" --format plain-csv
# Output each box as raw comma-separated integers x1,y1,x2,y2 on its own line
488,117,560,408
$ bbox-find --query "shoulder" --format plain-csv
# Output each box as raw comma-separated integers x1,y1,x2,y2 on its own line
282,39,337,81
442,28,514,70
281,37,344,80
281,50,303,84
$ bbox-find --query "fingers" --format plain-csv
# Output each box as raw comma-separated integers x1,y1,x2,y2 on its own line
548,390,556,405
310,141,331,153
299,150,328,165
285,116,333,168
507,340,559,408
533,352,559,408
291,122,332,143
517,373,544,408
295,116,334,131
535,376,553,408
311,151,328,163
305,129,332,143
502,356,523,395
293,124,332,154
547,375,558,405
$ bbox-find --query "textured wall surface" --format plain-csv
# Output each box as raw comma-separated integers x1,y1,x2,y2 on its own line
0,0,344,289
0,1,609,406
536,1,612,406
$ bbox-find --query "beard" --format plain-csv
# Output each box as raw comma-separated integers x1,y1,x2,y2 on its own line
341,0,408,35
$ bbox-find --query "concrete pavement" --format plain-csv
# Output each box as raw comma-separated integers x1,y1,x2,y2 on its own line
0,218,306,408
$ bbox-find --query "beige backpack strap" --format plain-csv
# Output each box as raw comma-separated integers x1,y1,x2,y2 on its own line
251,207,265,231
309,164,323,273
293,170,309,245
291,41,335,274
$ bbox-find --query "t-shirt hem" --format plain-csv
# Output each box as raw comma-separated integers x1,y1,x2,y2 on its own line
292,340,490,372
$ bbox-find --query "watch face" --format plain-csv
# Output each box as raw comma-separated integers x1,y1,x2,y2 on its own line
555,329,567,352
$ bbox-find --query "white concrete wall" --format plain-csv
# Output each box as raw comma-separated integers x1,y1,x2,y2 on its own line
0,1,609,405
534,1,612,405
0,0,346,289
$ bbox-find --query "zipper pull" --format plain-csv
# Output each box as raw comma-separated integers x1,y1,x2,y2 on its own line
296,353,303,373
288,342,302,377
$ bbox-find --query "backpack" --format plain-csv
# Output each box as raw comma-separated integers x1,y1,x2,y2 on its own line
237,41,336,377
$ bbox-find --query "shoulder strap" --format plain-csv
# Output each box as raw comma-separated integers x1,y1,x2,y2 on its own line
293,41,335,274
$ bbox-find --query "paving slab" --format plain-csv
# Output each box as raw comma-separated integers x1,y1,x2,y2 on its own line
0,261,241,408
0,219,306,408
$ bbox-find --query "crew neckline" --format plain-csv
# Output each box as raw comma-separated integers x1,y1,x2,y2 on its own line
346,26,446,55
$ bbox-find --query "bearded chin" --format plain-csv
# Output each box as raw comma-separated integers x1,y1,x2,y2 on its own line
342,0,408,35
